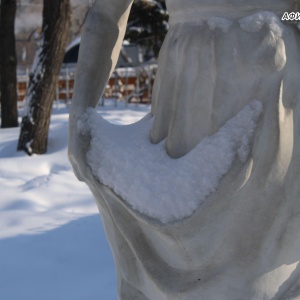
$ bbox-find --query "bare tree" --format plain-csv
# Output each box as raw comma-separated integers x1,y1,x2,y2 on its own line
18,0,71,154
0,0,19,128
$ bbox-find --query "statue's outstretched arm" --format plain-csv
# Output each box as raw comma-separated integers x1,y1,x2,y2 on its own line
69,0,133,181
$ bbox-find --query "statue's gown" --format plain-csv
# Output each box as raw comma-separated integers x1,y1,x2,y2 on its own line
80,0,300,299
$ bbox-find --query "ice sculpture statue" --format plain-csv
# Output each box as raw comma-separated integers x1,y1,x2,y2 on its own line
69,0,300,299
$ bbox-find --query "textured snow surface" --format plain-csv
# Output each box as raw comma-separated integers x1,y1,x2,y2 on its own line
80,100,263,223
239,11,283,39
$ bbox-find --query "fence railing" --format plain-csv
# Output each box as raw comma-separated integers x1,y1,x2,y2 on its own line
17,63,157,107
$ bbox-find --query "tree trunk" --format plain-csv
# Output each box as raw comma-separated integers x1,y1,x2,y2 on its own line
0,0,18,128
17,0,70,155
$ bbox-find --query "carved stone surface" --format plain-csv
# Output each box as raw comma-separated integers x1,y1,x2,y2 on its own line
69,1,300,299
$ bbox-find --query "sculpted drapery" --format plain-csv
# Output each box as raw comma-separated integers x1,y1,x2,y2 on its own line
69,1,300,299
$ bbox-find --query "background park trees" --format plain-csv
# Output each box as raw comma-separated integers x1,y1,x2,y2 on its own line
0,0,19,128
125,0,168,59
1,0,168,155
17,0,71,154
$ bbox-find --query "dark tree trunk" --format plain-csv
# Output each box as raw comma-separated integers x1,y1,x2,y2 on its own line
17,0,70,155
0,0,18,128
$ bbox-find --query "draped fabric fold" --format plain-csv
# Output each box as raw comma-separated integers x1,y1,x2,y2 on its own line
73,0,300,299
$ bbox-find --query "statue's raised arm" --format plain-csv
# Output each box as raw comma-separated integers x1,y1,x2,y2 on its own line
68,0,133,181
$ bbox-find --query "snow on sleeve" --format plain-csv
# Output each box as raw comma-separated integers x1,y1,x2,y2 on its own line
79,100,263,223
239,11,283,39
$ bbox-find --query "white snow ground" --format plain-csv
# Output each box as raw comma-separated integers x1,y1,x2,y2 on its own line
0,101,150,300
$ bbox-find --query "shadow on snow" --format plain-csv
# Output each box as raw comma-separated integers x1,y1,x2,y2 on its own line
0,215,117,300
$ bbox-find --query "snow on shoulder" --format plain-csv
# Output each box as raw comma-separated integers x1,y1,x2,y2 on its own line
239,11,283,39
79,101,263,223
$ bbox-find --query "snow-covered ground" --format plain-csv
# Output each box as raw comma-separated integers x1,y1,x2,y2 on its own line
0,101,150,300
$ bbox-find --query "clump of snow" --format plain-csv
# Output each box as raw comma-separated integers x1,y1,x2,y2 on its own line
21,37,44,118
65,36,81,52
81,100,262,223
25,139,33,155
208,17,233,33
239,11,283,39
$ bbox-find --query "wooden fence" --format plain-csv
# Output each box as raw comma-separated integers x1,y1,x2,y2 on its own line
17,64,157,107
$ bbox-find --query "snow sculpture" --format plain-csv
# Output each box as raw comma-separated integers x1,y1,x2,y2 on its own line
69,0,300,299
